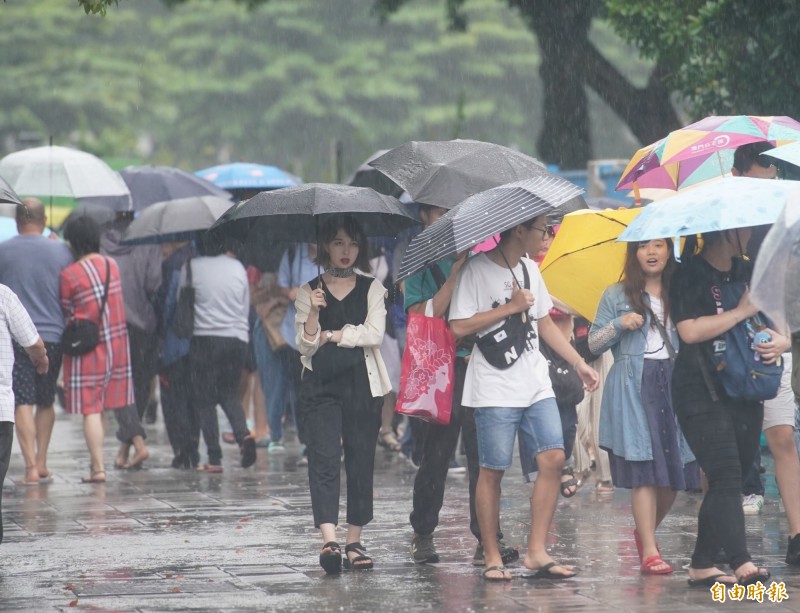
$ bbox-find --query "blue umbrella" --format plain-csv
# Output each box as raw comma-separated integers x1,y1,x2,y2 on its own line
195,163,301,190
617,176,800,242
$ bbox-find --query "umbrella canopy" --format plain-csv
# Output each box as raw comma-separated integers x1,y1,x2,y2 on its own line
115,165,231,212
1,174,22,206
0,145,132,200
763,141,800,169
617,176,800,242
540,208,643,321
210,183,419,243
344,149,404,197
368,139,551,209
751,196,800,333
60,202,119,231
616,115,800,193
196,163,301,190
397,175,584,282
121,195,234,245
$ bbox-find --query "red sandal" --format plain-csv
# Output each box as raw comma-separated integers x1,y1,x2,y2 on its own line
641,554,672,575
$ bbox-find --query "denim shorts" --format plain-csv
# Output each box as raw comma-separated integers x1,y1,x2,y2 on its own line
474,396,564,471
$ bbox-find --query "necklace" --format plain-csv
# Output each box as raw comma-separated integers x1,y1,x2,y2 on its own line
325,265,355,278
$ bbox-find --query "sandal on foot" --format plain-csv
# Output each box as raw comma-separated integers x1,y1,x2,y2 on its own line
377,429,401,452
687,573,736,588
81,470,106,484
596,480,615,495
482,565,512,581
521,561,576,580
319,541,342,575
560,466,579,498
641,554,672,575
633,529,661,562
343,542,373,571
737,568,770,586
196,464,223,474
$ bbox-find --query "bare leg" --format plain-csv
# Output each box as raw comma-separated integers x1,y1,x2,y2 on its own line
83,413,106,477
14,405,39,483
34,406,56,478
632,485,673,572
525,449,574,576
655,486,677,527
766,425,800,536
129,435,150,468
378,393,400,450
251,374,269,441
477,467,511,579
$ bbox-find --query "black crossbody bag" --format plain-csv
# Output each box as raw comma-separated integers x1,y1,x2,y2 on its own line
475,263,534,370
62,258,111,356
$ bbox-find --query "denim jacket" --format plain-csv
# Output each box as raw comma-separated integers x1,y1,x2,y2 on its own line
589,283,694,464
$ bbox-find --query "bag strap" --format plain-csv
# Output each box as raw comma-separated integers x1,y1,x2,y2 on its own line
521,259,530,290
185,257,193,288
650,307,676,361
429,262,447,289
98,257,111,324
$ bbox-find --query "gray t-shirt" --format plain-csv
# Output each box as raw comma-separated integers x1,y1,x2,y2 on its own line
0,234,74,343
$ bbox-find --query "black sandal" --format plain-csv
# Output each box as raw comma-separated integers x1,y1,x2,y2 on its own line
343,542,374,571
560,466,579,498
319,541,342,575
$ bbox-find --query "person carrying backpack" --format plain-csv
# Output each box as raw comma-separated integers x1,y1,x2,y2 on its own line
670,227,790,588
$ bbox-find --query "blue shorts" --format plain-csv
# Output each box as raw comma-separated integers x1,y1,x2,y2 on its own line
474,397,564,471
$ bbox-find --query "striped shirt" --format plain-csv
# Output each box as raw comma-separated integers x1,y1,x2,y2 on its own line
0,284,40,422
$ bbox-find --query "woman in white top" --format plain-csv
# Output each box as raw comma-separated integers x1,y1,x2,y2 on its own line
294,215,390,574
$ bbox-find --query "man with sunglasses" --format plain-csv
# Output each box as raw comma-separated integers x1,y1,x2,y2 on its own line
731,142,800,565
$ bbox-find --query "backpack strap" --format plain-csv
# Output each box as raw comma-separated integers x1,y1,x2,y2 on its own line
98,257,111,325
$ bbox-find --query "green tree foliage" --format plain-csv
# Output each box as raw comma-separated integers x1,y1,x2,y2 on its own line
605,0,800,118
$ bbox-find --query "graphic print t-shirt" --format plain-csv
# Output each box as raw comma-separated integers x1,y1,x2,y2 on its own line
449,253,554,408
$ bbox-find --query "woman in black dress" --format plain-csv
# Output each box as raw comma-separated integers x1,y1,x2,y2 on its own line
294,215,391,574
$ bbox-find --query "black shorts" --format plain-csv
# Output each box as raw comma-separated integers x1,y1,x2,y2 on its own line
12,341,63,407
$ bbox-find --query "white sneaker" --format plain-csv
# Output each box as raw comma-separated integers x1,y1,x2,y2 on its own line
742,494,764,515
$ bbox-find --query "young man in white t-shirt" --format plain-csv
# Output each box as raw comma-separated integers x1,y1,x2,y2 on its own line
449,215,599,581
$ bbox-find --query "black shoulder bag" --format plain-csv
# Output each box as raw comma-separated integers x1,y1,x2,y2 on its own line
173,258,195,339
475,263,534,369
62,258,111,356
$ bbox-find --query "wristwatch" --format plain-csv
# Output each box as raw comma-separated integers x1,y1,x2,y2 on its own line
325,330,334,342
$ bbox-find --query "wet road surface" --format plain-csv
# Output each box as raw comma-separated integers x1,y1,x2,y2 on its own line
2,411,799,611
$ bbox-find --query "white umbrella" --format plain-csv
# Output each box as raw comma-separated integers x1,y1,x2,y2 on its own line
751,194,800,333
0,145,131,202
763,141,800,168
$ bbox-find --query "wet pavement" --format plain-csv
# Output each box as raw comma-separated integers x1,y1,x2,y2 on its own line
2,411,800,612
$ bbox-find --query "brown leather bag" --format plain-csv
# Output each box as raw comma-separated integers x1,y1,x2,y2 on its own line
252,274,290,351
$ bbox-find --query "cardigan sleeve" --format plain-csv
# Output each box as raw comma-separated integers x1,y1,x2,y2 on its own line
338,278,387,349
294,284,321,357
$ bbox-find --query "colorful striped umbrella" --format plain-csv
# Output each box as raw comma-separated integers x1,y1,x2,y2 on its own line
616,116,800,196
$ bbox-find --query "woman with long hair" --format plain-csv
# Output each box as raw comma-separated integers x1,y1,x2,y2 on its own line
669,228,788,587
60,216,148,483
294,215,391,574
589,239,699,575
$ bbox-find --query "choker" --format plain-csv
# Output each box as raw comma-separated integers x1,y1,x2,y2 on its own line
325,266,355,278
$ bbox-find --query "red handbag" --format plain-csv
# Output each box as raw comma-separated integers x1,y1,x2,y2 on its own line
395,300,456,425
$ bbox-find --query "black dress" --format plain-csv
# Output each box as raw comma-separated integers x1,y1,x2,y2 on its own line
298,275,383,529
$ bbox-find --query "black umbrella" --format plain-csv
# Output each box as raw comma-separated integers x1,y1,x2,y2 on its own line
121,195,234,245
368,139,551,208
1,174,22,206
344,149,404,197
210,183,420,243
397,175,584,282
80,165,232,212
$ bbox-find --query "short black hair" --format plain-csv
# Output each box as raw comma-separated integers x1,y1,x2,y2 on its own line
499,217,539,242
733,142,775,174
316,214,371,272
63,215,101,257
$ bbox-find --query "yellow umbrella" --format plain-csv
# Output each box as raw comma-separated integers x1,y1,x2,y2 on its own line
540,207,643,321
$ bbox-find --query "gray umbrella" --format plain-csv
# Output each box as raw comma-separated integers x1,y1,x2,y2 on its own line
121,195,234,245
344,149,404,197
210,183,420,243
61,202,119,231
397,175,584,281
368,139,551,208
1,174,22,207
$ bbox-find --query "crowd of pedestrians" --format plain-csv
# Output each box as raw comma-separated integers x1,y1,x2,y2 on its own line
1,142,799,590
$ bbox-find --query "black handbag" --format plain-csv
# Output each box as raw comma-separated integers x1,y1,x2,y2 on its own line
62,258,111,357
475,263,534,370
540,340,585,406
173,258,195,339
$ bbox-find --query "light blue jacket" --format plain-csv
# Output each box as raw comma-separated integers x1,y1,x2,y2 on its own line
589,283,694,464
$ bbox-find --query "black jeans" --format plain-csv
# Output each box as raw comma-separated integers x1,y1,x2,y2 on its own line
410,357,490,542
160,356,199,461
190,336,250,465
297,363,382,528
673,382,763,571
127,324,160,420
114,404,146,444
0,422,13,545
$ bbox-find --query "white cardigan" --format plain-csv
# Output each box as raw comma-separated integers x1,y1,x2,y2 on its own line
294,275,392,397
